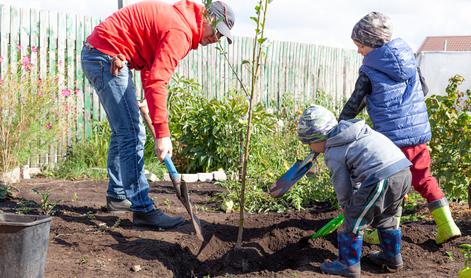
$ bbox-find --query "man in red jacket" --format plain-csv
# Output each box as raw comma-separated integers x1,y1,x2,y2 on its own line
81,0,235,230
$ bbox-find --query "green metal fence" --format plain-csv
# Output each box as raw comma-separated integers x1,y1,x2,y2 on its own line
0,4,362,166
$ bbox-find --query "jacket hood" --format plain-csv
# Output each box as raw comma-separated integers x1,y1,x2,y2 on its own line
173,0,205,50
362,38,416,82
327,119,370,147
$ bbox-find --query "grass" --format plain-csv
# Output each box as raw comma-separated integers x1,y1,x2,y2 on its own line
47,120,166,181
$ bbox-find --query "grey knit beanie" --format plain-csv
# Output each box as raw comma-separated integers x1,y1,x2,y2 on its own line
351,12,392,48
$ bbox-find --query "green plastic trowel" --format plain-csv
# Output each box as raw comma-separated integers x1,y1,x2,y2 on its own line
310,214,345,239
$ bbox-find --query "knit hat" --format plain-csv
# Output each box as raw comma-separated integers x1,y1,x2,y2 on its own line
297,105,338,144
351,11,392,48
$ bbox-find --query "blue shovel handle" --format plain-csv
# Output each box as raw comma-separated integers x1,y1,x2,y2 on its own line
163,154,180,180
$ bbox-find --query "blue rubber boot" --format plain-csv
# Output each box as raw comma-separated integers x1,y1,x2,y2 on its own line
320,232,362,278
368,228,403,271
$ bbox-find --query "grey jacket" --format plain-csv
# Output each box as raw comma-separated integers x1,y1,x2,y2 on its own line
325,119,411,208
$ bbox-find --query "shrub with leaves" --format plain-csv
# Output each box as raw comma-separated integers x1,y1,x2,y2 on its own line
0,56,70,174
168,74,276,173
165,72,339,212
32,188,58,215
51,121,110,179
207,92,338,213
0,184,13,200
426,75,471,204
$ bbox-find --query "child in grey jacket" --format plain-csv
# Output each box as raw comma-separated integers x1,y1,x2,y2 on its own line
297,105,412,277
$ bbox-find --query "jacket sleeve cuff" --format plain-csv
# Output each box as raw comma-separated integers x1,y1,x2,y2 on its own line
153,123,170,138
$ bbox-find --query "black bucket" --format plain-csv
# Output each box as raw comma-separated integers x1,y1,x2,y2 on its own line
0,213,52,278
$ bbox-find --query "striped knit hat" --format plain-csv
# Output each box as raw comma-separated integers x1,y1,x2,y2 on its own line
351,11,392,48
297,105,338,144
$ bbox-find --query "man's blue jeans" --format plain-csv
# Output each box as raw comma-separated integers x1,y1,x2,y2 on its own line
81,45,154,213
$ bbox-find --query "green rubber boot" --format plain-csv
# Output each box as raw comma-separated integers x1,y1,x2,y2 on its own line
431,204,461,244
364,206,403,245
363,228,380,245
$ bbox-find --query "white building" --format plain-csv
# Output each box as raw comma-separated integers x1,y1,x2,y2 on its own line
416,36,471,95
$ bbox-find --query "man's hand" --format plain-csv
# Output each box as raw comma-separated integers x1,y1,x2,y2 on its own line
138,100,149,115
111,54,126,76
155,137,172,162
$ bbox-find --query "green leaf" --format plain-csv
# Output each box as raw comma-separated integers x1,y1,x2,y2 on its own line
461,244,471,250
257,38,267,44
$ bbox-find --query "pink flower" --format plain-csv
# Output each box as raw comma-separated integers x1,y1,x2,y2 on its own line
0,79,3,85
0,56,3,63
22,56,32,71
38,91,43,96
61,88,72,97
46,123,52,129
31,46,38,53
17,44,22,50
74,89,81,95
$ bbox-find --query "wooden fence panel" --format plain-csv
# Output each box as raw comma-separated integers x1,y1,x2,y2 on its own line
0,5,9,77
0,5,362,167
75,15,84,141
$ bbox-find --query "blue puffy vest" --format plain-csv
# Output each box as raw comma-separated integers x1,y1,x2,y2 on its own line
360,38,431,147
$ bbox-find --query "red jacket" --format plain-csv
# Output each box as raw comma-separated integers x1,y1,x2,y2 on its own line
87,0,205,138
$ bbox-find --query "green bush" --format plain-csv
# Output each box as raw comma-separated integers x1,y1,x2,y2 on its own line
51,120,166,180
426,75,471,202
168,74,277,173
0,58,68,173
165,75,340,212
51,121,110,180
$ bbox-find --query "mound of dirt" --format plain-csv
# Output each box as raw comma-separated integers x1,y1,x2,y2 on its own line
1,178,469,277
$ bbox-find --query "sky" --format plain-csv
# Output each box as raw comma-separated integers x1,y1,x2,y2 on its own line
1,0,470,51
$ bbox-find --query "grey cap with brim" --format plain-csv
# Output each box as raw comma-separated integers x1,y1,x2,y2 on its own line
209,1,235,44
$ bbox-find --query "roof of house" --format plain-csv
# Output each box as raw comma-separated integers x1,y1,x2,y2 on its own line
418,36,471,52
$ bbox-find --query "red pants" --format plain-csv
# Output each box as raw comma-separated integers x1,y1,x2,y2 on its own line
400,144,445,203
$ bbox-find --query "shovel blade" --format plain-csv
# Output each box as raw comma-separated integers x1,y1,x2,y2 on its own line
163,155,204,241
270,152,319,198
270,160,312,197
180,180,204,241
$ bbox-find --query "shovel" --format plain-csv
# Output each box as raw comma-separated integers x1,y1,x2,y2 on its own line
138,101,204,241
163,155,204,241
269,152,319,197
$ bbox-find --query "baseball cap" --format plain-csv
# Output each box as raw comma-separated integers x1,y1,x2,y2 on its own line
208,1,235,44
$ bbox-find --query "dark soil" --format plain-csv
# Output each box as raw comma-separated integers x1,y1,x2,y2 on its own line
1,178,470,277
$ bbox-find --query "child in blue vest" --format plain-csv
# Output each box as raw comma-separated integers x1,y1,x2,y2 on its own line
340,11,460,245
297,105,412,277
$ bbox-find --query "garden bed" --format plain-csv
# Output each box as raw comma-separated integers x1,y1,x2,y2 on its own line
1,178,470,277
